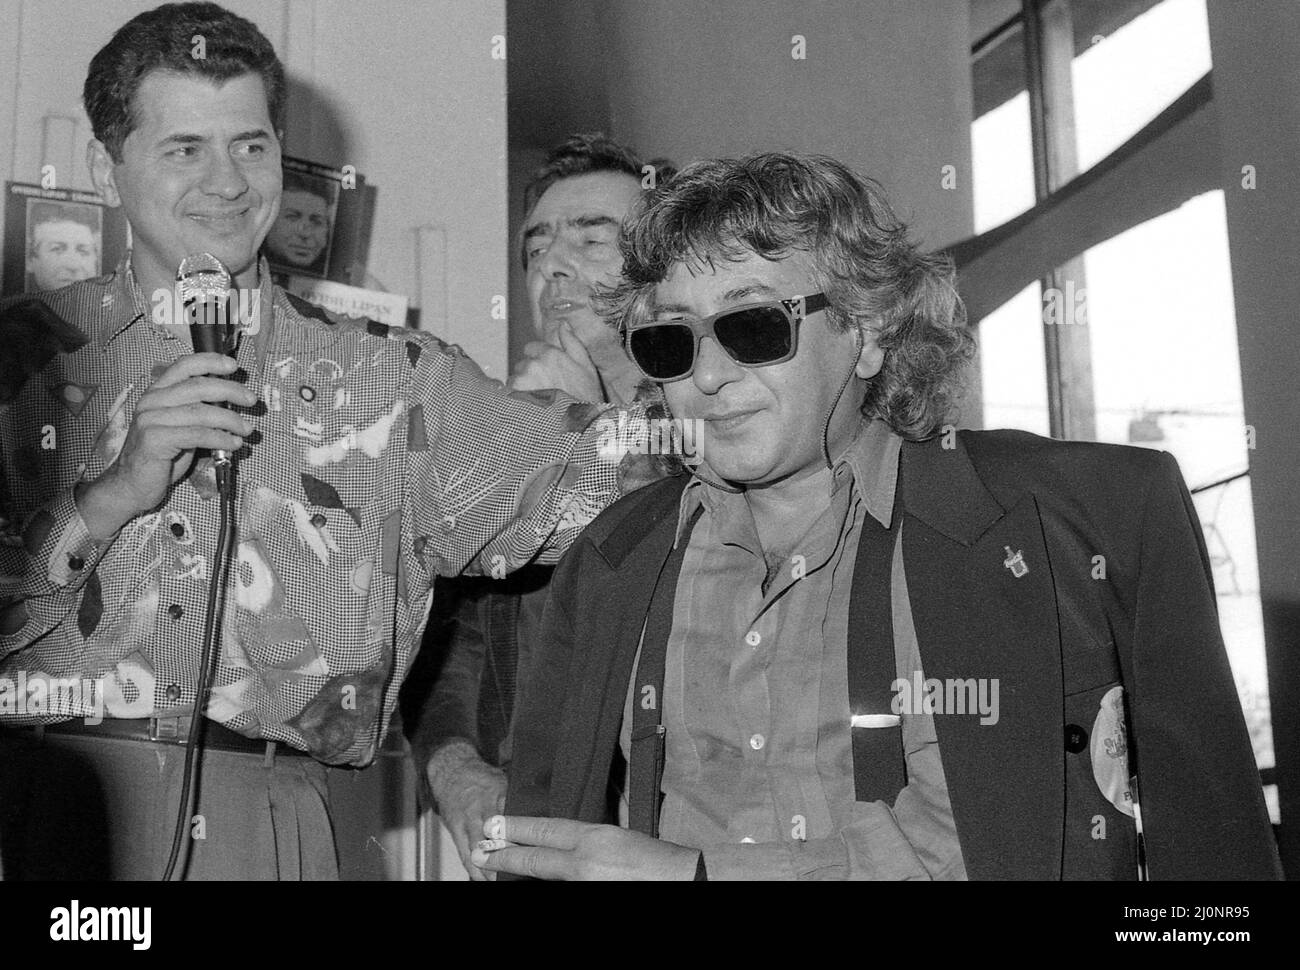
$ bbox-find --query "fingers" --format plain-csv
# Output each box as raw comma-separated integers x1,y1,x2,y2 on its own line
148,353,242,390
135,402,254,438
471,842,569,880
136,424,248,457
557,322,596,367
484,814,586,850
138,374,259,413
452,820,491,883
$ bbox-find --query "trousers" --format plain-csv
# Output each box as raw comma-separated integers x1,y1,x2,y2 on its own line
0,729,339,880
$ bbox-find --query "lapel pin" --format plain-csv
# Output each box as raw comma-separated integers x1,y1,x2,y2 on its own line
1003,546,1029,578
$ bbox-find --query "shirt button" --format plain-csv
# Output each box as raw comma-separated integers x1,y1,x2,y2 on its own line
299,385,316,401
310,513,327,529
167,604,184,620
744,630,761,647
165,684,182,702
749,733,765,751
170,522,185,539
67,554,85,571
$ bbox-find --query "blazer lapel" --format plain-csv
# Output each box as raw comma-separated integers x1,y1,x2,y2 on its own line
548,477,689,822
899,437,1064,880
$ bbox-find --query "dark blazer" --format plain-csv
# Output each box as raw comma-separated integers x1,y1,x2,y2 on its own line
506,429,1282,880
401,567,550,788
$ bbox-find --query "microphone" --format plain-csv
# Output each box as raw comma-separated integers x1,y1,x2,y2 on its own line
177,253,236,468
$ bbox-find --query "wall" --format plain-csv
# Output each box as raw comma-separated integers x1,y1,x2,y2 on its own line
602,0,974,251
504,0,974,368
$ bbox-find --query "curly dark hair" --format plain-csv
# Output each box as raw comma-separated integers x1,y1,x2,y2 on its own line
84,2,285,163
598,152,974,441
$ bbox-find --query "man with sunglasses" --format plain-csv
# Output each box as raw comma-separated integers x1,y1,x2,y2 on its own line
473,152,1280,880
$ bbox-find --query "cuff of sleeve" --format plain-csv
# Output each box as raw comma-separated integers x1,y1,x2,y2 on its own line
36,489,111,591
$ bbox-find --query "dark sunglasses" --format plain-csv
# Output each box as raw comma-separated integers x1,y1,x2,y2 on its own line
625,293,830,381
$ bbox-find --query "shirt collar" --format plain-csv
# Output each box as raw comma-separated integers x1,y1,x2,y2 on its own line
674,417,903,544
95,253,278,352
94,254,149,350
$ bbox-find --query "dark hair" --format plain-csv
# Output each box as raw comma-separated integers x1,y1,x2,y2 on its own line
84,2,285,162
597,152,975,441
520,132,675,268
282,170,334,205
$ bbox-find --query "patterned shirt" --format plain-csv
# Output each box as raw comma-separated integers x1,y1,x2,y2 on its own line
0,257,635,765
620,419,966,879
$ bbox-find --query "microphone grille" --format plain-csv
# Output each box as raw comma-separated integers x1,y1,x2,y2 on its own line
177,253,232,304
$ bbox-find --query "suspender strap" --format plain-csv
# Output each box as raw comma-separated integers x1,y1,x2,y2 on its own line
847,486,909,803
628,506,703,837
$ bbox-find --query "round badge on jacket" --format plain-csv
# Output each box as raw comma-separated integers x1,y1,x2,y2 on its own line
1090,685,1135,817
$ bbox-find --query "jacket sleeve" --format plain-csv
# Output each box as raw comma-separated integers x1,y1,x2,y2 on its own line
0,485,116,662
503,547,582,820
1127,451,1281,879
401,578,488,789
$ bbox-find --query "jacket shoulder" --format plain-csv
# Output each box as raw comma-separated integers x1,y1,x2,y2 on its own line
954,428,1179,500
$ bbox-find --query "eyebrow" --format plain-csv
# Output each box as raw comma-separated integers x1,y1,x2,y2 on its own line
720,282,781,303
156,129,274,148
523,213,621,240
650,280,783,316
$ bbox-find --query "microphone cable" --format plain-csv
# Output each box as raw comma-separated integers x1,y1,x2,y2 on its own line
161,253,244,879
160,454,238,880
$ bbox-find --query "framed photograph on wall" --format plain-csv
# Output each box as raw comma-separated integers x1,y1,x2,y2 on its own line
266,156,371,286
2,182,129,297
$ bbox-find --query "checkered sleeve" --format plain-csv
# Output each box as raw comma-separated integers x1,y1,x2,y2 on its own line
408,340,644,577
0,484,113,661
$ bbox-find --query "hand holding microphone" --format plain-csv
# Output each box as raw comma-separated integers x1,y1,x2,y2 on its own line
179,253,241,470
75,254,258,538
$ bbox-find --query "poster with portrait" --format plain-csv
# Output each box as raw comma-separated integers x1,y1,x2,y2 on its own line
265,156,371,286
2,183,130,297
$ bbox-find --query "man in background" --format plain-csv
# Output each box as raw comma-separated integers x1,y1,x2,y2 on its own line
402,134,675,877
264,170,332,273
26,203,100,292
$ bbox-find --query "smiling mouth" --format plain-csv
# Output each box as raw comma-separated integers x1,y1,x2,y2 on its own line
543,299,587,315
188,209,250,229
701,410,760,433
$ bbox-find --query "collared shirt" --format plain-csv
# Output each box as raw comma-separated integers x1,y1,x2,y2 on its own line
0,257,631,765
621,419,966,879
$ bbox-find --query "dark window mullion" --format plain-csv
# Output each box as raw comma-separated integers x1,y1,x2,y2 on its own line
1023,0,1096,441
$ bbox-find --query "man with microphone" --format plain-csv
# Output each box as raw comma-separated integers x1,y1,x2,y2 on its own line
0,2,640,880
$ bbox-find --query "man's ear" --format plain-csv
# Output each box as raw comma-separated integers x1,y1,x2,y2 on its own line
87,139,121,207
853,319,885,380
